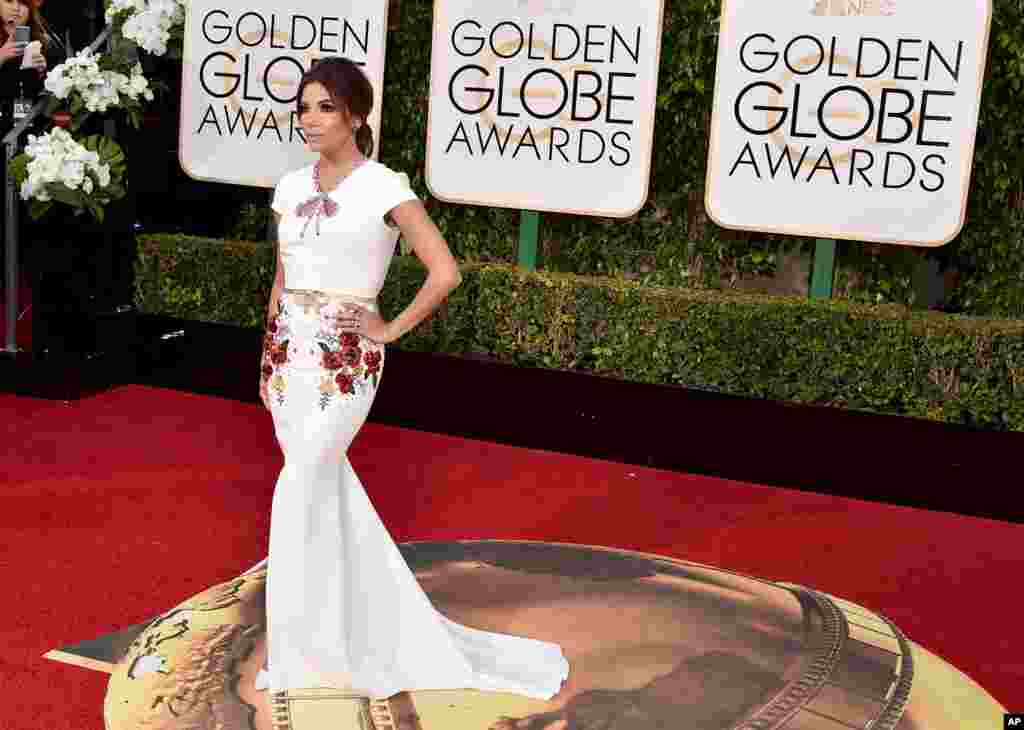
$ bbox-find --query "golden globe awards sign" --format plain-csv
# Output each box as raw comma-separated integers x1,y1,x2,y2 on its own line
705,0,992,246
179,0,392,188
425,0,666,217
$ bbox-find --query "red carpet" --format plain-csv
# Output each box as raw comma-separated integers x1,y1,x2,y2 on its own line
1,384,1021,730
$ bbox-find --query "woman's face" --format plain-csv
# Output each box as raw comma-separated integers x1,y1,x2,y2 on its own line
297,81,357,155
0,0,30,32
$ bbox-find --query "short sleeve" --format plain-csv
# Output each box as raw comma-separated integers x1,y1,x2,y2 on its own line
378,167,418,214
271,173,290,216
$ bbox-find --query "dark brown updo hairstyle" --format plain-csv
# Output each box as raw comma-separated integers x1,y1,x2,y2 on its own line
296,56,375,157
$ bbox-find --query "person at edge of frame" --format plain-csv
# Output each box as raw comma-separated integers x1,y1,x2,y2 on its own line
0,0,139,362
0,0,59,355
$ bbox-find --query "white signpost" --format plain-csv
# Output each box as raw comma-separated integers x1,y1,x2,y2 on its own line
705,0,993,247
425,0,666,218
179,1,393,188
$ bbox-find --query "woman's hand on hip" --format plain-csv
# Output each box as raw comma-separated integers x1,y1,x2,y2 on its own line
334,304,392,344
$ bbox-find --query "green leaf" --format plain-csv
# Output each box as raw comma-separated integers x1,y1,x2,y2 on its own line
71,111,91,132
103,182,127,199
28,199,53,220
47,185,85,207
7,154,29,183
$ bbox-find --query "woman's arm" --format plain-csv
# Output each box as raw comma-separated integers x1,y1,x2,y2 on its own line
259,214,283,405
382,199,462,343
266,212,284,325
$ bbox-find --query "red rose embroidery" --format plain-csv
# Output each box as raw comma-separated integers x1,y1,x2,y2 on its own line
270,342,289,364
323,350,345,370
268,319,278,333
363,350,381,374
262,364,274,379
335,373,354,394
340,332,360,347
341,345,362,367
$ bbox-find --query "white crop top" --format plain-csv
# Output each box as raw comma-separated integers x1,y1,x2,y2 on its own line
271,160,418,299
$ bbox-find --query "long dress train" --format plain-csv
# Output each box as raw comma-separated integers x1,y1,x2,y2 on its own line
249,290,570,700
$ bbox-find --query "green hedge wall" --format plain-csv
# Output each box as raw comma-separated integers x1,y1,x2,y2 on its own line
135,234,1024,431
371,0,1024,316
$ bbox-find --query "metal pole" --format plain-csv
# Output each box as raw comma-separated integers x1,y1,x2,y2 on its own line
518,210,540,271
3,140,18,352
85,0,98,43
810,238,836,300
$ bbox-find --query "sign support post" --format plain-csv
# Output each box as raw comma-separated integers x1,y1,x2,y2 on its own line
518,211,540,271
810,239,836,300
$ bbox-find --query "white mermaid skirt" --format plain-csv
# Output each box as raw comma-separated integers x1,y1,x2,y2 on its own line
249,289,569,700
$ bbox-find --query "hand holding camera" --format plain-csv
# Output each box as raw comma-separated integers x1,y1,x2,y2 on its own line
20,39,44,71
1,24,28,63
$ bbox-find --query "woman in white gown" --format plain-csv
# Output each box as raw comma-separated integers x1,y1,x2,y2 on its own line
251,57,570,701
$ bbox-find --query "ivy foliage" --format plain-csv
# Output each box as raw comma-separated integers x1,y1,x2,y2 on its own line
135,234,1024,431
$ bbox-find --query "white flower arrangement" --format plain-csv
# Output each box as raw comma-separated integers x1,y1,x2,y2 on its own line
8,3,173,224
20,128,109,201
44,49,155,122
7,128,127,222
106,0,186,57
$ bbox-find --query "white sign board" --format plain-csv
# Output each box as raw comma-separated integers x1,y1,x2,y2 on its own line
705,0,992,246
180,1,392,188
426,0,666,217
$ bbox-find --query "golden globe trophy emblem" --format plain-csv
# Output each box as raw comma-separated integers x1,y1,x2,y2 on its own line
214,26,376,145
763,51,920,177
475,0,589,145
96,541,1007,730
756,0,908,177
196,19,311,151
102,564,386,730
473,38,595,145
447,2,600,150
223,28,306,134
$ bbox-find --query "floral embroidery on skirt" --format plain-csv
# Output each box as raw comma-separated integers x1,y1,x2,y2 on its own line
261,291,385,411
